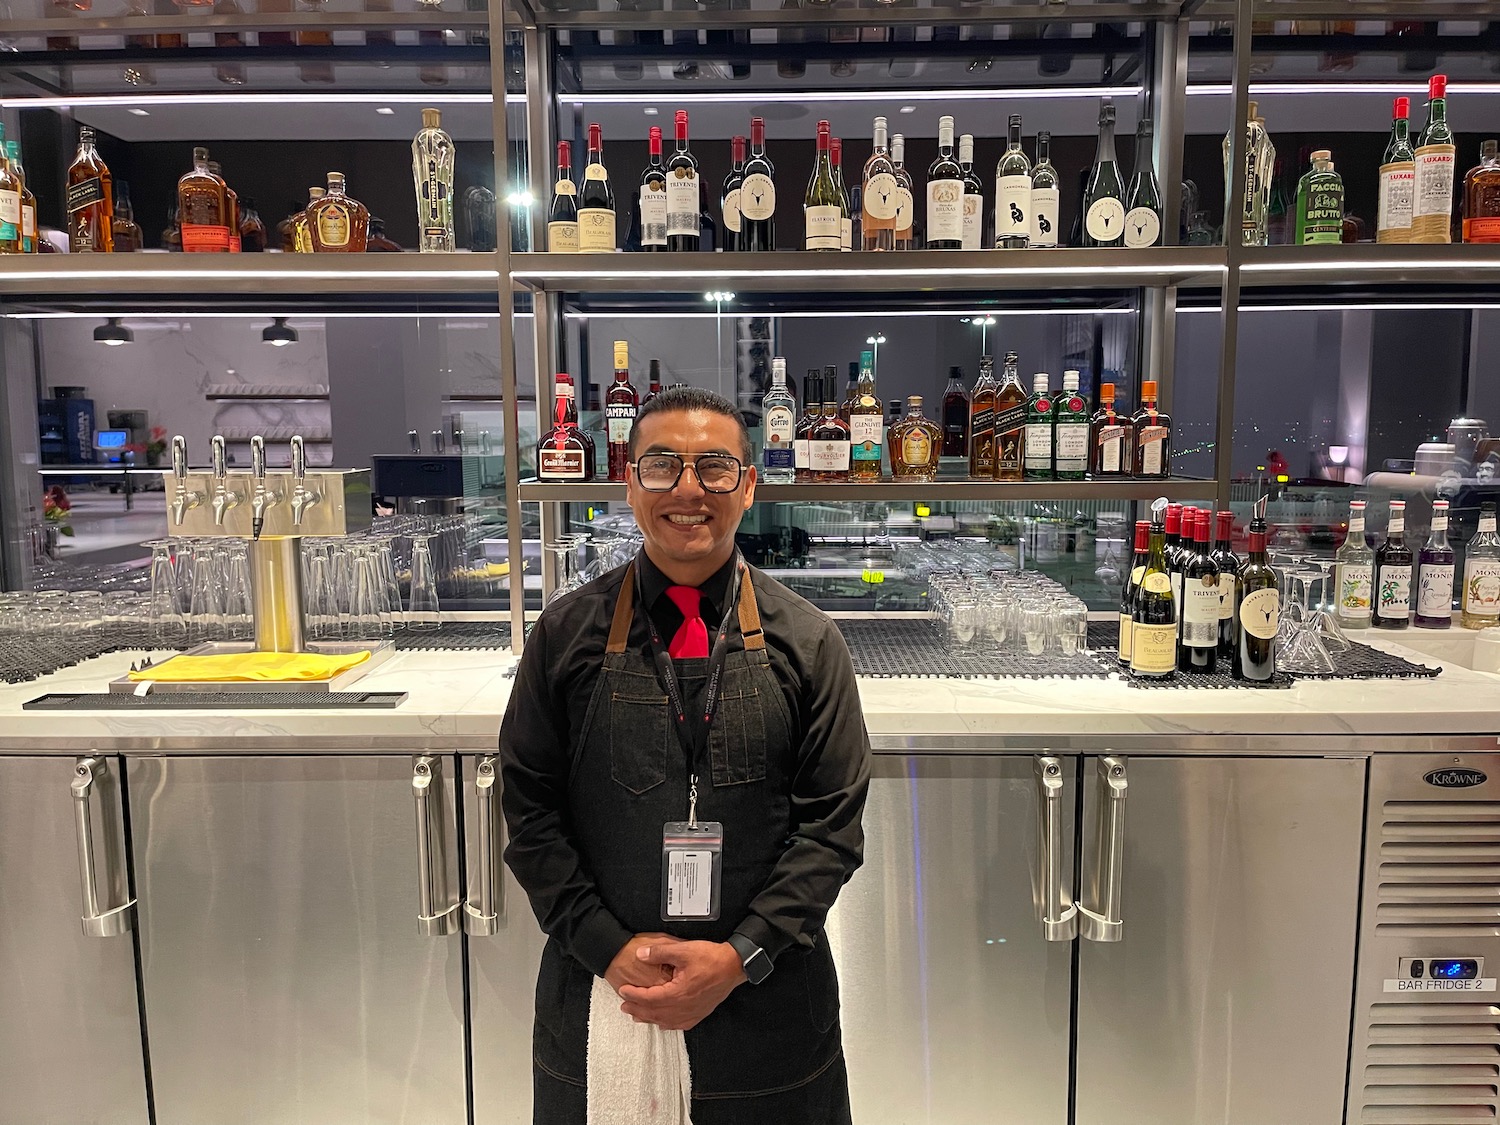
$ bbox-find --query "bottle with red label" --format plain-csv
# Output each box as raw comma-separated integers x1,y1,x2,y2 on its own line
605,339,639,482
178,147,231,253
537,373,595,482
1022,372,1054,480
1131,379,1172,478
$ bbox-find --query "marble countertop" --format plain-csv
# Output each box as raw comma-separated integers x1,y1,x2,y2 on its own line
0,631,1495,755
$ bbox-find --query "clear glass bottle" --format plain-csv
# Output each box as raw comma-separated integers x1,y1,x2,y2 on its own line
309,172,370,253
291,186,324,253
1461,501,1500,629
1124,120,1163,248
1334,499,1374,629
890,396,941,483
862,116,898,252
1413,74,1455,244
1294,150,1344,245
1377,97,1416,243
1373,499,1414,629
1463,140,1500,244
848,350,883,481
995,113,1031,249
177,147,230,253
207,158,240,251
1052,370,1089,481
66,126,114,253
412,107,455,252
463,183,497,253
1022,372,1053,481
1224,100,1275,246
761,358,796,485
830,137,852,252
993,351,1028,482
1415,499,1455,629
925,115,964,250
1029,130,1060,249
891,133,915,250
804,120,842,251
959,134,983,251
1082,100,1124,248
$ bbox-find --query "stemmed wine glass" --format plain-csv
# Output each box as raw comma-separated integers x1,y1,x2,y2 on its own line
1280,568,1337,676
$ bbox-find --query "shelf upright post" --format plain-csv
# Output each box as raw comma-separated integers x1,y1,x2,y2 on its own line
1141,14,1187,420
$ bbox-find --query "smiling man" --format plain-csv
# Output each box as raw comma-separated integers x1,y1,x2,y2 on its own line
500,386,871,1124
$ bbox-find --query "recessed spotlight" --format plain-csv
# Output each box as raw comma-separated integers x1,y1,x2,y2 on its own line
93,317,133,346
262,316,298,346
376,107,396,115
899,105,916,114
643,107,659,115
128,108,150,116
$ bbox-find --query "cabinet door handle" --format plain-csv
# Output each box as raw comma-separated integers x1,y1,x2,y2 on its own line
412,755,460,937
1080,756,1129,943
1033,755,1077,942
71,756,135,939
464,756,501,936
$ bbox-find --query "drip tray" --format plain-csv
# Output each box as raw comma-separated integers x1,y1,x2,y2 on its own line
25,691,408,710
106,640,394,694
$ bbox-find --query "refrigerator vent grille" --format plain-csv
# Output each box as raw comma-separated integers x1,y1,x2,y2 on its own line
1376,801,1500,938
1360,1003,1500,1124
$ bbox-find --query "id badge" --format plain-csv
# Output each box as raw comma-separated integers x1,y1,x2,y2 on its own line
661,821,723,921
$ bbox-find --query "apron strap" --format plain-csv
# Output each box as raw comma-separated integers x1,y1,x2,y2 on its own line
737,565,765,652
605,563,636,654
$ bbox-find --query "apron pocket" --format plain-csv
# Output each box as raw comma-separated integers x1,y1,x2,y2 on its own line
609,691,671,795
709,687,768,786
804,935,841,1034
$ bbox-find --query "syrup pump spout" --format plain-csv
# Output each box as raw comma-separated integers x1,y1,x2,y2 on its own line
169,435,202,527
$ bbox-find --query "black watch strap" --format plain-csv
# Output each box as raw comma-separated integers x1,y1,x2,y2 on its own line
727,933,773,984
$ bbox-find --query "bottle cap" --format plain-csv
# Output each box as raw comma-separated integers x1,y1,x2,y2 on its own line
1394,96,1409,119
948,365,964,379
874,115,887,131
1312,150,1331,161
422,108,441,128
1101,382,1115,401
831,137,843,165
613,340,628,369
1165,504,1182,535
1484,140,1499,159
1247,100,1258,118
1063,370,1080,391
1033,373,1048,392
1215,509,1234,538
1134,521,1150,551
731,135,746,162
939,114,955,131
907,395,923,408
326,172,345,189
588,122,602,148
1391,499,1406,509
193,146,209,161
1434,499,1450,510
676,109,688,126
1430,74,1447,99
772,356,786,377
557,139,571,164
1141,380,1158,399
1351,499,1366,510
1196,511,1211,541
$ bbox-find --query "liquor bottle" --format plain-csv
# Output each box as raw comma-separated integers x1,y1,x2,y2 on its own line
364,215,400,253
1413,74,1456,244
178,148,231,253
721,135,745,253
762,358,796,485
848,350,883,481
794,370,820,482
1294,150,1343,245
1334,499,1373,630
463,183,496,252
1131,508,1178,681
0,133,21,254
1082,101,1125,248
830,137,852,252
291,187,324,253
1415,499,1455,629
1029,130,1060,249
605,340,639,482
1124,120,1163,248
1119,520,1150,667
890,397,941,483
1461,501,1500,629
1052,370,1089,481
738,116,775,252
1131,380,1171,478
1022,372,1054,481
1211,509,1240,659
1089,382,1129,478
805,121,842,252
1373,498,1414,629
839,362,859,422
926,115,964,251
891,134,915,250
536,375,594,482
862,117,898,252
959,134,983,251
809,376,851,483
67,127,114,253
578,123,616,254
665,110,700,252
111,181,144,253
1234,500,1279,682
995,113,1031,250
1224,101,1275,246
296,0,335,84
207,160,241,252
3,142,35,253
940,366,969,458
1377,97,1416,244
967,355,998,479
547,140,579,253
641,362,662,409
1180,511,1221,674
1463,140,1500,244
993,351,1028,482
308,172,370,253
1266,158,1292,245
639,126,668,252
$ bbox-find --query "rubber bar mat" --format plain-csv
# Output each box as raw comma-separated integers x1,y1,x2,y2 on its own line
837,619,1114,679
24,691,410,710
395,621,512,650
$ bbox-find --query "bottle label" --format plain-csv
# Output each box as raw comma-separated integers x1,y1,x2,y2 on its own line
314,203,350,248
1336,562,1372,617
1483,516,1498,535
1433,512,1449,532
1117,612,1133,661
554,179,576,196
1131,622,1177,675
1170,568,1182,608
1123,206,1161,248
67,177,105,214
1138,425,1168,475
1377,162,1415,234
1300,183,1344,245
901,428,932,468
1467,217,1500,243
1414,146,1456,219
764,446,794,471
793,438,809,469
864,173,898,221
640,185,668,247
961,192,982,251
548,220,579,253
0,189,18,225
841,216,852,251
765,404,795,443
1085,198,1124,243
1182,578,1220,648
926,179,964,243
809,440,850,471
1463,558,1500,615
538,448,587,480
740,173,775,221
1024,422,1052,466
1349,517,1365,536
1376,564,1413,619
1389,515,1404,535
894,186,914,235
996,176,1031,240
585,163,608,182
1097,425,1125,473
1143,571,1172,595
1418,563,1455,618
21,203,36,239
805,204,842,250
1030,186,1059,248
1216,573,1237,621
605,404,635,445
182,223,232,252
721,187,742,234
850,414,883,460
578,208,616,252
1239,586,1280,640
1054,424,1088,469
665,170,699,238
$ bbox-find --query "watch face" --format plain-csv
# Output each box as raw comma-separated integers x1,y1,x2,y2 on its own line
745,949,773,983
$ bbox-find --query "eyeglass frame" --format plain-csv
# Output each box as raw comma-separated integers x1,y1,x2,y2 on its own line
630,451,749,493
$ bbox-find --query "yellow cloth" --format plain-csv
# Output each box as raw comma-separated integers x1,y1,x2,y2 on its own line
128,650,371,683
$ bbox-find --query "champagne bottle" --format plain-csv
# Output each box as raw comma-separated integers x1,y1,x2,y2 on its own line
1131,503,1178,681
994,113,1031,249
1234,499,1279,682
925,115,964,250
1123,120,1163,248
1029,130,1060,249
1082,100,1124,248
547,140,579,253
1412,74,1455,244
1377,97,1416,243
804,120,842,251
862,116,898,252
577,122,616,253
740,116,776,252
665,109,700,251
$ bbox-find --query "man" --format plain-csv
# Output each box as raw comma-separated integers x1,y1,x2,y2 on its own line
501,386,871,1124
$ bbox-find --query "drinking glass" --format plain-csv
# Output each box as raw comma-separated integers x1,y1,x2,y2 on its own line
1280,569,1337,676
223,544,253,641
145,539,184,647
1022,603,1051,657
407,534,442,629
188,548,225,645
1305,557,1351,652
1055,603,1088,656
350,547,384,641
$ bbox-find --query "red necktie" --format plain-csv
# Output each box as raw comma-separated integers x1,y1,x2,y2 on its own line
665,585,710,659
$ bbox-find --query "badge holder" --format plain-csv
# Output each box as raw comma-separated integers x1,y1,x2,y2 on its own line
661,821,724,921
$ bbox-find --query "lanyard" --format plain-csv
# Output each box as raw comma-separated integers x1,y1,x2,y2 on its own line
634,552,744,827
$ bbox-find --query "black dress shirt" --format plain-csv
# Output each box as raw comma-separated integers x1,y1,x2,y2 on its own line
499,551,871,978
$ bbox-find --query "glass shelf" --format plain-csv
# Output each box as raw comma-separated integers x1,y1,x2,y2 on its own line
519,479,1216,502
1237,245,1500,291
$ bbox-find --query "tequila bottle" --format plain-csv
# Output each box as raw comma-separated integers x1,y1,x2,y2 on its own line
1224,100,1275,246
1461,501,1500,629
760,358,797,485
1334,499,1373,629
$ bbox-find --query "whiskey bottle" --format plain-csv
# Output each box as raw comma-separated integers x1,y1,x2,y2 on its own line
1463,140,1500,244
578,123,616,253
1334,498,1373,630
940,365,969,458
665,110,701,252
862,117,898,252
1211,509,1240,659
1377,97,1416,243
831,137,853,252
994,113,1031,250
1415,499,1455,629
3,141,35,253
112,181,144,253
1294,150,1343,245
1234,500,1279,682
1413,74,1456,244
1131,380,1171,478
1123,120,1163,248
967,355,998,479
66,126,114,253
291,187,324,253
206,159,241,252
536,375,594,482
605,340,638,482
413,107,456,252
178,148,231,253
1179,511,1221,675
720,135,745,253
1082,100,1124,248
1029,131,1060,249
809,377,852,482
848,350,883,482
891,133,915,250
0,133,22,254
959,134,984,251
1119,519,1149,666
365,215,400,252
1022,372,1054,481
548,140,579,253
1373,499,1414,629
889,396,940,483
308,172,370,252
1131,507,1178,681
1052,370,1089,481
761,358,796,485
839,362,859,422
239,197,267,253
1461,501,1500,629
639,126,668,252
794,370,821,482
993,351,1028,482
925,115,965,250
1089,382,1129,478
740,117,776,252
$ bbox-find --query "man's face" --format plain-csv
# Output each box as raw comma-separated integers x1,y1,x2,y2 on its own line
626,408,756,573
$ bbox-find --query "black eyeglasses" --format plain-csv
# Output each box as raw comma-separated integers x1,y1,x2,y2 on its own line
633,452,746,493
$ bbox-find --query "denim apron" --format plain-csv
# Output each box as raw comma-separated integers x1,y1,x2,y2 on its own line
531,562,851,1125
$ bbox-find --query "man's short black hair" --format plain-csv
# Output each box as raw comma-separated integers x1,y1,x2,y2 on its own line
628,385,753,463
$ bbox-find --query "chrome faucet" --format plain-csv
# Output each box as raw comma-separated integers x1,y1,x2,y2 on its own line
210,434,241,527
248,435,282,540
289,435,321,527
169,435,202,527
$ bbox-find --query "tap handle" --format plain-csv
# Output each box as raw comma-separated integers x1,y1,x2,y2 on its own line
452,425,465,452
251,435,266,481
432,429,445,454
290,435,307,481
172,435,189,481
211,435,228,479
408,429,421,454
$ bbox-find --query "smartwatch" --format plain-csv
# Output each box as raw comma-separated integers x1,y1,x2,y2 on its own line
727,933,773,985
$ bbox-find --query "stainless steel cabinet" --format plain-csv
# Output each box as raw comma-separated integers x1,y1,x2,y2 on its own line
127,754,468,1124
0,755,150,1125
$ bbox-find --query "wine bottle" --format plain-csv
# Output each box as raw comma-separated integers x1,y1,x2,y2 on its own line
1415,498,1455,629
762,357,796,485
1030,131,1060,249
940,365,969,458
1334,499,1373,629
721,135,745,253
1119,519,1149,667
862,116,898,252
1373,498,1414,629
578,123,616,253
1131,506,1178,681
967,355,998,480
959,133,984,251
1462,502,1500,629
605,340,639,482
994,113,1031,249
642,360,663,408
1082,100,1125,248
831,137,852,251
1377,97,1416,243
1179,510,1221,674
892,133,915,250
993,351,1028,482
1164,503,1185,610
925,115,965,250
740,116,776,251
804,120,842,251
1052,370,1088,481
1022,372,1053,481
1124,119,1163,248
1211,509,1240,660
1234,499,1279,682
1412,74,1455,244
547,140,579,253
666,110,700,251
639,126,667,252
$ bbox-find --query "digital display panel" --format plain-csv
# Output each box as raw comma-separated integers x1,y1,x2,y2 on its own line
1428,959,1480,980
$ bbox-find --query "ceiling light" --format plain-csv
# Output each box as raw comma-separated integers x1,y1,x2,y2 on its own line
93,317,132,346
705,290,735,302
0,92,506,109
128,108,150,117
376,107,396,115
899,105,916,114
643,107,659,115
262,316,298,346
561,84,1140,106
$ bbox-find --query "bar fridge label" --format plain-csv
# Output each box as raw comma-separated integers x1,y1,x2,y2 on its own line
1385,978,1496,993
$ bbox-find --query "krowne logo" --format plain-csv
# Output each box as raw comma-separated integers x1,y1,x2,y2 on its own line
1424,768,1488,789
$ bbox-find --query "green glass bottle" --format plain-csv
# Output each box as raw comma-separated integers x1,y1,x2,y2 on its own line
1022,372,1054,480
1294,150,1344,245
1051,369,1089,481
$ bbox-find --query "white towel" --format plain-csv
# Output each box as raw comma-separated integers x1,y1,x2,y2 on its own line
587,974,694,1125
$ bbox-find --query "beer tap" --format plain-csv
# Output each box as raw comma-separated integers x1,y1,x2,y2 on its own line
210,434,241,527
169,435,202,527
249,435,281,541
289,435,321,527
408,429,421,455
